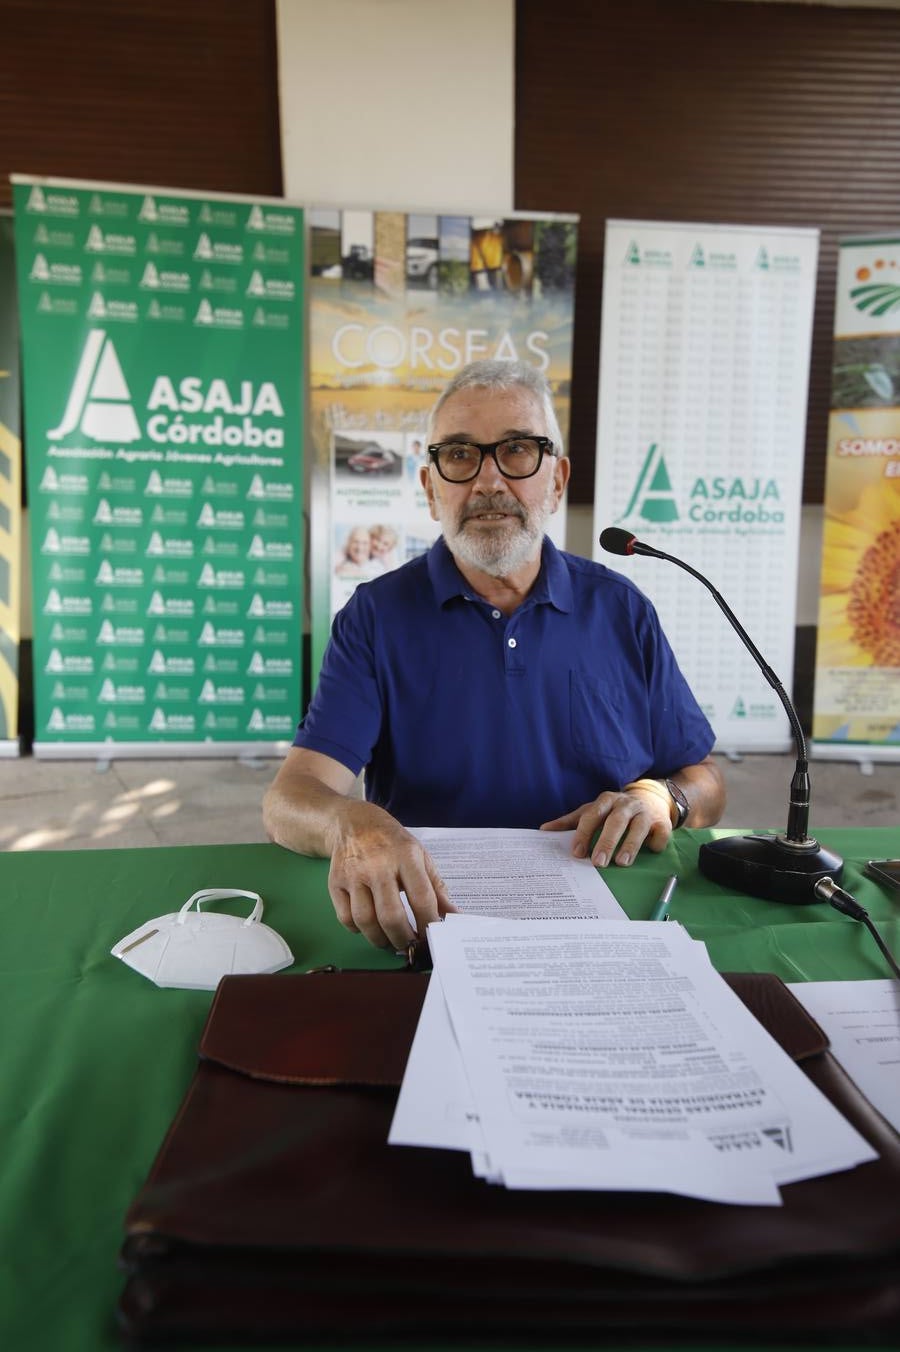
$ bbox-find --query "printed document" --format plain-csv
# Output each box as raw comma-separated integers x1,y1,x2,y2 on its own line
409,827,624,919
788,979,900,1133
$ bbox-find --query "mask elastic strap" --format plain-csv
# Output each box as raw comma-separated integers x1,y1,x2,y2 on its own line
178,889,264,926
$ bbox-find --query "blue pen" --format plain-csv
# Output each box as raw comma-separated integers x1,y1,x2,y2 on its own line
649,875,678,921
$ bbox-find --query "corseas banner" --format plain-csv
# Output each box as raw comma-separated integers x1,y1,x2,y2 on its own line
0,213,22,754
12,176,304,756
812,235,900,759
593,221,819,754
308,209,578,673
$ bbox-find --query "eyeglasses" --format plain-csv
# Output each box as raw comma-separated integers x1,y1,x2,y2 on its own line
427,436,556,483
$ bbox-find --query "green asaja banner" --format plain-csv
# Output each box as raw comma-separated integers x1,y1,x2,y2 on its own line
12,176,304,756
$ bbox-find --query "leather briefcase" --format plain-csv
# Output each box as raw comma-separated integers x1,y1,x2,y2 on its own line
118,970,900,1344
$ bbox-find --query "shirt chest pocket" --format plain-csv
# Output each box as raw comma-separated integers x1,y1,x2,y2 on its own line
569,671,639,765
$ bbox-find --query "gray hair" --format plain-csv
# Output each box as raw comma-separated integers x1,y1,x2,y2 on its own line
426,359,565,455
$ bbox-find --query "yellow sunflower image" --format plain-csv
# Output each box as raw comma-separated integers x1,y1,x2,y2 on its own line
817,475,900,667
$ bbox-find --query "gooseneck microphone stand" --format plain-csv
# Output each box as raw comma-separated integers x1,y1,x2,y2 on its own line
599,527,843,904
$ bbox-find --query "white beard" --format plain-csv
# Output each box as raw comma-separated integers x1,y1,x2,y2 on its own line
438,484,556,578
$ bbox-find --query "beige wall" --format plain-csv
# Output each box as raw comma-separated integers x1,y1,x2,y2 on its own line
276,0,514,211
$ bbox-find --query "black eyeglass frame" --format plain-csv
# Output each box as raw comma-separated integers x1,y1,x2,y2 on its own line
426,435,557,483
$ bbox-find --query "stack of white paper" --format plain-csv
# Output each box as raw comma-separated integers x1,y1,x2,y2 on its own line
389,918,877,1207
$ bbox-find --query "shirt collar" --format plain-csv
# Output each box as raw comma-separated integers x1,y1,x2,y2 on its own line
427,535,574,613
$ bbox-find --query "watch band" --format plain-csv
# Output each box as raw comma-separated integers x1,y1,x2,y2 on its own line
665,778,690,829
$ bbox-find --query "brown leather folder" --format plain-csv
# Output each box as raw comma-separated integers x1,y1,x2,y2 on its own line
118,970,900,1344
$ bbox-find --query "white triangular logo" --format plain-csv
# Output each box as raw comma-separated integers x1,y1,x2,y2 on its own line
47,330,141,443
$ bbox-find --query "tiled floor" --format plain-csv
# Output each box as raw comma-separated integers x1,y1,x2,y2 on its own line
0,750,895,853
0,754,274,852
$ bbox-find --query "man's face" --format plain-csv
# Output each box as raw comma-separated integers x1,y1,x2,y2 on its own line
422,385,569,578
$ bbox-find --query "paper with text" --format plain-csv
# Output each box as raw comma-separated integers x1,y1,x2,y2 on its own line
789,979,900,1133
409,827,625,919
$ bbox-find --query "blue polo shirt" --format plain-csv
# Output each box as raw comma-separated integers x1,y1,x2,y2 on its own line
294,537,714,828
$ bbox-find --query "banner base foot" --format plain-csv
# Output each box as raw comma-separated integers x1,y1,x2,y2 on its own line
31,741,291,762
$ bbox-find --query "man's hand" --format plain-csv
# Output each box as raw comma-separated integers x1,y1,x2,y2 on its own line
263,745,456,950
327,801,455,949
539,757,726,868
540,787,671,867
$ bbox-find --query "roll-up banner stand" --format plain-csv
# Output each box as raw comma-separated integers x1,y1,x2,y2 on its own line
593,221,819,753
307,209,579,677
0,211,22,756
812,234,900,763
12,176,304,759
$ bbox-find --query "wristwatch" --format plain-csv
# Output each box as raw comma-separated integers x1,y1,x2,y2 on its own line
664,778,690,829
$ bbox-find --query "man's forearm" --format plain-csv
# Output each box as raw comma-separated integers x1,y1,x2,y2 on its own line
263,771,352,857
263,746,386,858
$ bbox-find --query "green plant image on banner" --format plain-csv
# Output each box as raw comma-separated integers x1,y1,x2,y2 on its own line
307,209,578,678
13,178,304,753
0,212,22,749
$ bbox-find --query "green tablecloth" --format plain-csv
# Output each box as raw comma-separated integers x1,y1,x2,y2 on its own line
1,827,898,1351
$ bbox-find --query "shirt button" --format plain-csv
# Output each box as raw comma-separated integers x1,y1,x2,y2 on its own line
492,609,501,619
507,637,517,649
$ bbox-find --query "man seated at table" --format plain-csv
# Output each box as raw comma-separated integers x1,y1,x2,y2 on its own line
263,359,725,949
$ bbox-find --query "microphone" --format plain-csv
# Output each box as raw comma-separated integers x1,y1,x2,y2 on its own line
599,527,843,904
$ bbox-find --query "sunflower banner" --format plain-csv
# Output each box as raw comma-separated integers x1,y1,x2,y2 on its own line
0,213,22,756
813,235,900,759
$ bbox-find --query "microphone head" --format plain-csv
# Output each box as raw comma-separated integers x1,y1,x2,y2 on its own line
599,527,636,556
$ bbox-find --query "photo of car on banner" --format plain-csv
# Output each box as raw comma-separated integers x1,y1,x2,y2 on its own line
334,434,403,479
405,236,438,289
307,206,579,673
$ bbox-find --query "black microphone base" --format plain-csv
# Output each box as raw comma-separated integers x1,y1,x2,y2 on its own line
698,833,844,905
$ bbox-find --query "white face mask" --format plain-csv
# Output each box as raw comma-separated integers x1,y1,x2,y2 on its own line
111,889,293,990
